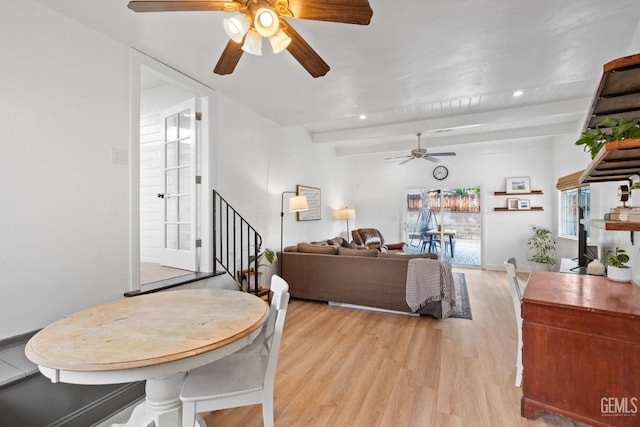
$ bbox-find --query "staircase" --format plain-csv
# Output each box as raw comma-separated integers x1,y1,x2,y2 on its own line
213,190,270,298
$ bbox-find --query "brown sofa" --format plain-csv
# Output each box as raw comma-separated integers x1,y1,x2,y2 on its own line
280,238,453,318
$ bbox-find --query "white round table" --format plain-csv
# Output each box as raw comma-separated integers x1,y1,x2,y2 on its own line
25,289,269,427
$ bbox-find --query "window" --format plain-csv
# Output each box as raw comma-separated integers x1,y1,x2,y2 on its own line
560,186,590,238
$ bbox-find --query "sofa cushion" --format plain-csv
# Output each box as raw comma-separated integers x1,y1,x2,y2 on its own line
297,242,339,255
338,247,378,257
377,252,438,259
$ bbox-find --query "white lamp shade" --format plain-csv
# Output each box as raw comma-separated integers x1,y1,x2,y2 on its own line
288,195,309,212
336,208,356,220
223,13,251,43
241,30,263,56
269,28,291,54
254,7,279,37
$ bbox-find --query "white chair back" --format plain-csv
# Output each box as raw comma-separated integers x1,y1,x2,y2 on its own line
504,257,525,387
263,275,290,384
180,275,290,427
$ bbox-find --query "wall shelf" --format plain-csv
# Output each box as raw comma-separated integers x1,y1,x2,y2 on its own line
494,207,544,212
583,218,640,232
494,190,543,211
578,53,640,185
576,53,640,239
494,190,543,196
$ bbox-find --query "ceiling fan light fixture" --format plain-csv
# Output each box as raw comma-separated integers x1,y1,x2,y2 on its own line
269,29,291,54
254,7,279,37
223,13,251,43
242,29,263,55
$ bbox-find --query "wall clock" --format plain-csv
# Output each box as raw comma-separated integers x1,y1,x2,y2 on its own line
433,165,448,180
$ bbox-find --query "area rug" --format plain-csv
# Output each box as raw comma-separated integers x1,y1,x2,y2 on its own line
449,272,472,319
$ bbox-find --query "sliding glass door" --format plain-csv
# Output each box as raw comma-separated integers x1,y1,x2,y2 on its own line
405,187,481,267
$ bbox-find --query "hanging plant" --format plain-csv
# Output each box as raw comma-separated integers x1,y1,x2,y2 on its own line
575,117,640,159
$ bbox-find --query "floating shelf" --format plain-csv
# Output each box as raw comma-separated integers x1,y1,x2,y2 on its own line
583,218,640,231
494,207,544,212
579,138,640,184
494,190,543,196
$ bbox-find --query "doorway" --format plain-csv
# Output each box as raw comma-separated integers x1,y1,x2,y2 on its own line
131,51,215,290
405,187,482,267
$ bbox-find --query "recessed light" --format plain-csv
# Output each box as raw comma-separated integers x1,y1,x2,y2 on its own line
512,90,524,97
359,114,367,120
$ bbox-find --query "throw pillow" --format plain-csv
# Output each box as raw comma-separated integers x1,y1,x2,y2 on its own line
297,242,339,255
338,247,378,257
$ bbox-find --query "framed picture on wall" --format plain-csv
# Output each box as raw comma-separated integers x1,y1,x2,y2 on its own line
296,185,321,221
507,198,519,210
518,199,531,210
506,176,531,193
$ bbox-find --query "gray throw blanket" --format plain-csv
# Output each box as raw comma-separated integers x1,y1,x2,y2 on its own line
405,259,455,317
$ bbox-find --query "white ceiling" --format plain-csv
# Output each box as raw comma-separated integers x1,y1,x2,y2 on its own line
38,0,640,157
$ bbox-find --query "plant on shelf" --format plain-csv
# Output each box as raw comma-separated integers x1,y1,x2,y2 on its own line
605,247,632,282
606,247,630,268
244,246,276,290
527,225,557,269
249,246,276,268
575,117,640,159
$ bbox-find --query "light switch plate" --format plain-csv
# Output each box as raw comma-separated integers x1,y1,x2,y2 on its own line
110,147,128,165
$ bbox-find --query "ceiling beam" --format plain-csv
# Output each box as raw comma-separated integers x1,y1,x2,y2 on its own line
312,98,592,144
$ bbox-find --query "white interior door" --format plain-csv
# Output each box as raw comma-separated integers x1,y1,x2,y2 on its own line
160,98,197,270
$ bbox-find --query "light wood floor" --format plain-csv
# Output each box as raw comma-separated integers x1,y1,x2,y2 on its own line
201,268,587,427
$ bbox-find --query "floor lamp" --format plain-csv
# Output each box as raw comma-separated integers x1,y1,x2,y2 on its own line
280,191,309,275
336,207,356,240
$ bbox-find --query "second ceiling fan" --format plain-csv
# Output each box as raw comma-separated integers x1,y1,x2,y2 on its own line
127,0,373,78
387,133,457,165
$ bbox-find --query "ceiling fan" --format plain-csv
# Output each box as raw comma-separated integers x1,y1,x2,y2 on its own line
386,133,457,165
127,0,373,78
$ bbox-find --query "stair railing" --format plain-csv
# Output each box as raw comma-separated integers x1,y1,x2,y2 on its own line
212,190,262,295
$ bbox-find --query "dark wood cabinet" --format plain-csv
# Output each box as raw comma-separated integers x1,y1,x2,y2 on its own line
521,271,640,426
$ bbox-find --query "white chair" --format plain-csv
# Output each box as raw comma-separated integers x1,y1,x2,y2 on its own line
504,258,526,387
180,276,290,427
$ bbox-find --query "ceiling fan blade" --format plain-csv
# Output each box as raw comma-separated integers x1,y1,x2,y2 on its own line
399,157,415,165
424,156,441,163
286,0,373,25
429,152,457,156
127,1,240,13
283,22,330,78
385,155,412,160
214,39,244,75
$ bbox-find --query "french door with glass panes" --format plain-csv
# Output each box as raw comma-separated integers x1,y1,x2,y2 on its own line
160,98,197,271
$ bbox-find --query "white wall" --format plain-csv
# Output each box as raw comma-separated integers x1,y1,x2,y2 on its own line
0,1,130,338
211,94,350,254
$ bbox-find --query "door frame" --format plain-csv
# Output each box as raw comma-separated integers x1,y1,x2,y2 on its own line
129,49,216,291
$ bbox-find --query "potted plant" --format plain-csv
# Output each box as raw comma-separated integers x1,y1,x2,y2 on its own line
575,117,640,159
605,247,632,282
527,225,557,270
245,247,276,290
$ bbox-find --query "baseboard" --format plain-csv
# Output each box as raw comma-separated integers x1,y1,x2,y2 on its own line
328,301,419,316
